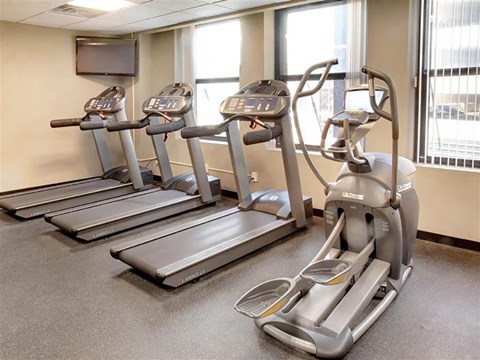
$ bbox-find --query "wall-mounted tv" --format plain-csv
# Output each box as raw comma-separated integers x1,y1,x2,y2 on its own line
76,36,137,77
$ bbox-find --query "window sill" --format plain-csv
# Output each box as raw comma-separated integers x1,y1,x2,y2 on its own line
200,138,229,146
414,162,479,174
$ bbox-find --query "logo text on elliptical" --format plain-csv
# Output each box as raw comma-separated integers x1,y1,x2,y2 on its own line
397,182,412,192
342,192,365,201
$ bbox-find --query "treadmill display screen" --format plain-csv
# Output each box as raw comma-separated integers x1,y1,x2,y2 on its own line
143,96,186,113
85,98,118,111
223,96,281,116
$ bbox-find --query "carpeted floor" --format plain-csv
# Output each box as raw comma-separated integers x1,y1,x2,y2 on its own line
1,199,479,360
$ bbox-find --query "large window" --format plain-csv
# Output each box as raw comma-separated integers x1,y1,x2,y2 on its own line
275,1,349,148
417,0,479,169
195,20,241,139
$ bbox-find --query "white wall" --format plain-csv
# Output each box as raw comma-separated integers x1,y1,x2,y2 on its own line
0,22,135,191
133,31,175,161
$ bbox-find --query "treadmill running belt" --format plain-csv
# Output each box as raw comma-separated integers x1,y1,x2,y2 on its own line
118,211,278,278
0,179,120,210
49,189,187,231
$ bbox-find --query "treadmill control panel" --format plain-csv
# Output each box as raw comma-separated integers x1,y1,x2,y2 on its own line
85,98,119,112
143,96,190,115
221,96,286,118
84,87,126,114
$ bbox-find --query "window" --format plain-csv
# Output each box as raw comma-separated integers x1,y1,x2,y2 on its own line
194,20,241,139
275,1,350,149
417,0,479,169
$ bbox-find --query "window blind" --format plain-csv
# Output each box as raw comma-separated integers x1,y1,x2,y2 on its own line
418,0,479,169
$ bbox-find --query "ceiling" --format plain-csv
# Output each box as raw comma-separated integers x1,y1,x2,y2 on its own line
0,0,293,35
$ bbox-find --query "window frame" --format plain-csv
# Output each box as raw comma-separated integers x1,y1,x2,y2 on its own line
274,0,347,151
416,0,480,169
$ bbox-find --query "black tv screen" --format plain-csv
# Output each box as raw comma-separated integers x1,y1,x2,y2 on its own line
76,37,137,77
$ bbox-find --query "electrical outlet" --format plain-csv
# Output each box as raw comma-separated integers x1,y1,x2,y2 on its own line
251,171,258,183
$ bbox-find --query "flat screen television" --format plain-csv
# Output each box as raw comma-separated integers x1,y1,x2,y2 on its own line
76,36,137,77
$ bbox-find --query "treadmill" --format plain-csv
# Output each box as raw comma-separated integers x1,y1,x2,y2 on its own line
0,87,152,219
110,80,313,288
45,83,221,241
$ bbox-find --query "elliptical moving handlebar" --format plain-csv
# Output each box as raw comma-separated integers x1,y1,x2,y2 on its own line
361,66,400,208
292,58,339,189
293,58,339,100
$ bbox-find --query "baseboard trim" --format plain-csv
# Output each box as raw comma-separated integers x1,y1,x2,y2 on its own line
221,189,239,200
416,230,480,252
220,190,479,252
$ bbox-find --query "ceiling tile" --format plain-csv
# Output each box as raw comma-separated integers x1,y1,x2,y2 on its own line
104,23,152,34
0,0,65,22
129,11,197,29
61,19,121,31
20,12,83,27
219,0,275,11
93,4,172,25
1,0,292,33
141,0,205,12
183,4,233,17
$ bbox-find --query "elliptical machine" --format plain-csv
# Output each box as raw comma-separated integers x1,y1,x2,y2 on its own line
234,60,419,358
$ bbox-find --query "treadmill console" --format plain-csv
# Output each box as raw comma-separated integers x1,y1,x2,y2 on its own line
84,86,126,114
220,80,290,118
143,96,191,115
221,96,287,118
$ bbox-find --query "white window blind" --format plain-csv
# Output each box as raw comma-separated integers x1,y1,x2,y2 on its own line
418,0,480,169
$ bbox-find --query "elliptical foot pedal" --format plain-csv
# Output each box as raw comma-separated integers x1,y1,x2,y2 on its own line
300,259,352,285
234,278,294,319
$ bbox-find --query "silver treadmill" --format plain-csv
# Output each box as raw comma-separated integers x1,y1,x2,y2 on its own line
110,80,313,288
45,83,221,241
0,87,152,219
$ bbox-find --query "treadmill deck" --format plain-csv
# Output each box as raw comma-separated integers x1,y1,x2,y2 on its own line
116,210,298,287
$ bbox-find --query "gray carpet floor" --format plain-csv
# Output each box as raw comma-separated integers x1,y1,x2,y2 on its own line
1,198,479,360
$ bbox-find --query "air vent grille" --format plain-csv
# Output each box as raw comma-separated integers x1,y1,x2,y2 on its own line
48,4,107,19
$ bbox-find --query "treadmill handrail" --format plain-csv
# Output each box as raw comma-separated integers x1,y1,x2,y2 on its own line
181,114,255,139
243,124,282,145
106,116,151,132
50,118,85,128
147,119,186,135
